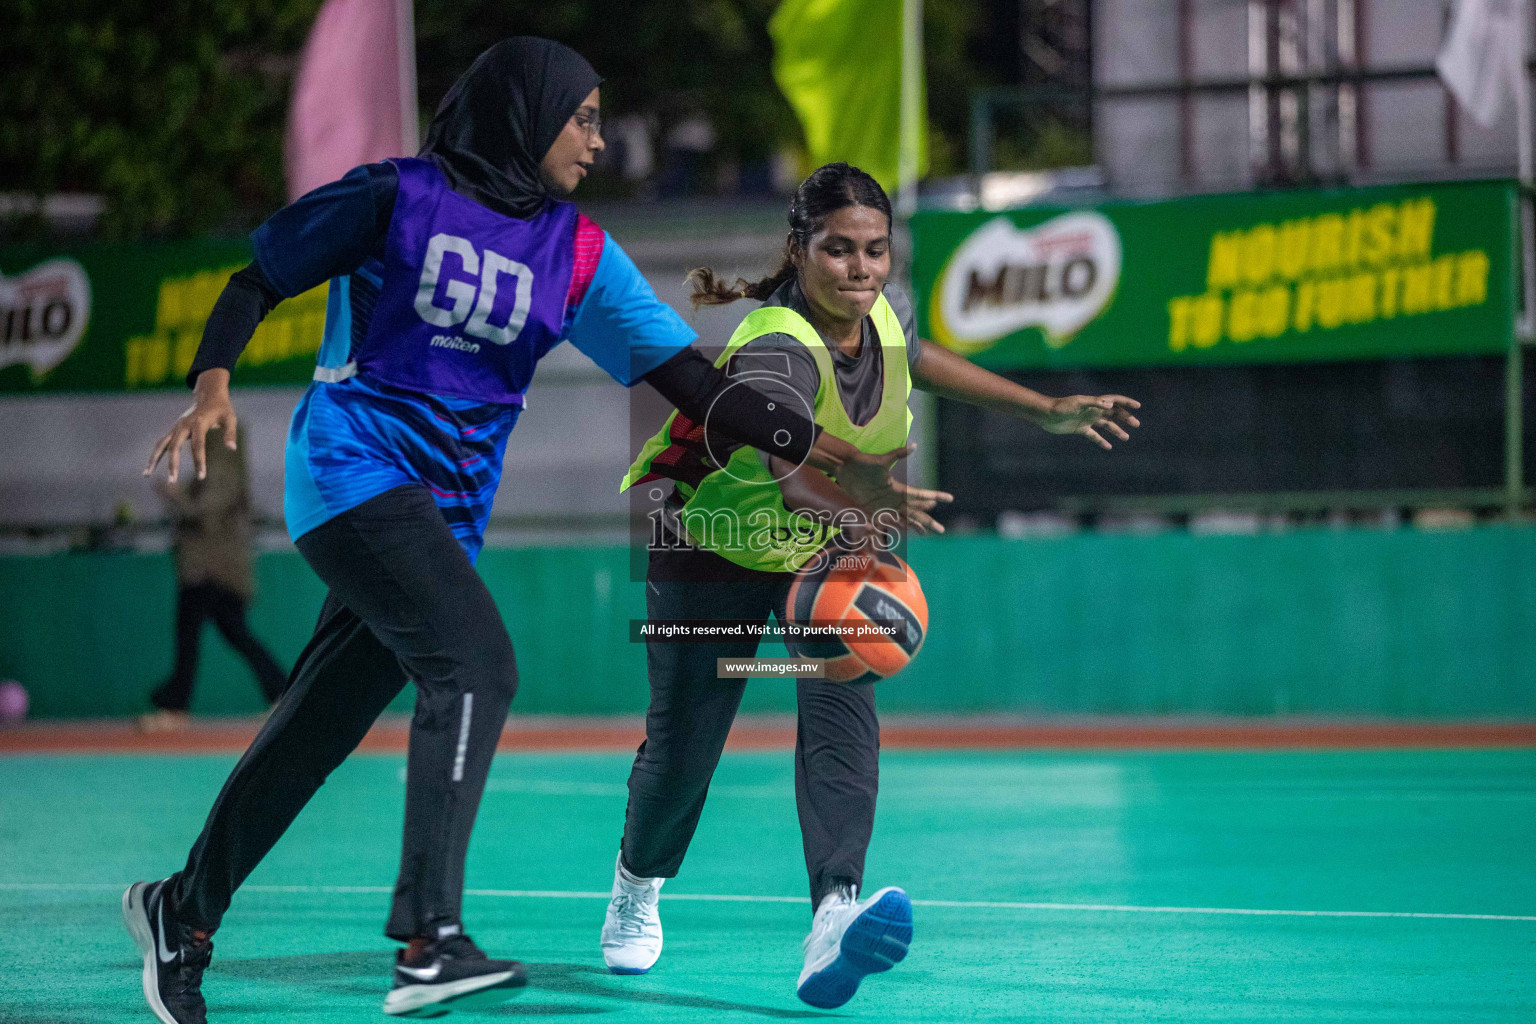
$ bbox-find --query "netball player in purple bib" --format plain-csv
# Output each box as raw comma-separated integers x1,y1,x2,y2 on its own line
124,38,879,1023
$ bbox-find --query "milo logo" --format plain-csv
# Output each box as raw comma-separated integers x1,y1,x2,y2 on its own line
930,212,1121,355
1,258,91,377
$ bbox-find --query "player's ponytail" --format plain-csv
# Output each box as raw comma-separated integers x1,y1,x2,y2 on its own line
687,162,892,309
685,261,796,307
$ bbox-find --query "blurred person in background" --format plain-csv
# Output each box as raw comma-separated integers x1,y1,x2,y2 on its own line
140,424,287,732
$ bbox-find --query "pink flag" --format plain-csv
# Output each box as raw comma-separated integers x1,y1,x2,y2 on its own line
285,0,418,201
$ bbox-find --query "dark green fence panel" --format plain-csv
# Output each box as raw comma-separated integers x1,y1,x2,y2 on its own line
2,526,1532,719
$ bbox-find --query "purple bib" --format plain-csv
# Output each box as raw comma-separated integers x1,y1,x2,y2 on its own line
356,158,578,404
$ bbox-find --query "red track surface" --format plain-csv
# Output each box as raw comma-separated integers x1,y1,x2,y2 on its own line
1,716,1533,754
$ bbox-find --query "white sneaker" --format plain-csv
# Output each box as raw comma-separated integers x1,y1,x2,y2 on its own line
137,709,190,734
796,884,912,1008
600,855,664,974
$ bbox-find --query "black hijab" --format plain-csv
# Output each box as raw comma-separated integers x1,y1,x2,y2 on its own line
419,37,601,219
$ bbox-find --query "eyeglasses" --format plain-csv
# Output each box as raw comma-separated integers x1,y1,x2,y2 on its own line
571,111,602,140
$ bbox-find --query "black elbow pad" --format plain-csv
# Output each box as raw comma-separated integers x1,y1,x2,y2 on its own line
643,347,818,463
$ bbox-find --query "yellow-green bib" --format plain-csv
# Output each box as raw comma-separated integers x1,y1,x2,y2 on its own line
622,295,912,574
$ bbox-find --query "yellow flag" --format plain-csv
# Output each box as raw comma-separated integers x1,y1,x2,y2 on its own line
769,0,928,198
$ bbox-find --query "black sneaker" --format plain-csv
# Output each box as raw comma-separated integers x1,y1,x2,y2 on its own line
383,932,527,1017
121,878,212,1024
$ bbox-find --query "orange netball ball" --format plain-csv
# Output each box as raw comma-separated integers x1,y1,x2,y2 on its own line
784,546,927,683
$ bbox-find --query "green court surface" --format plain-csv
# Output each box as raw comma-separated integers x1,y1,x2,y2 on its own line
1,747,1533,1022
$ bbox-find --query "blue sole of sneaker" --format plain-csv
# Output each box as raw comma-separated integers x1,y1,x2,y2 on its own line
608,966,651,975
796,888,913,1010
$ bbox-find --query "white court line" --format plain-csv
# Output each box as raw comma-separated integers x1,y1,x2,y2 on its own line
3,882,1533,922
480,779,782,798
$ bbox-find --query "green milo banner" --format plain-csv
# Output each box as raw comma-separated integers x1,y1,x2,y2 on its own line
912,179,1518,369
0,239,326,393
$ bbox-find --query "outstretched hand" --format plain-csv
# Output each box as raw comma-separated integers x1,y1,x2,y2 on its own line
144,369,238,482
1040,395,1142,450
835,445,954,536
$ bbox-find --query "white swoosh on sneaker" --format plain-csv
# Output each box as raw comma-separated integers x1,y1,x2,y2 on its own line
396,963,443,982
156,897,177,964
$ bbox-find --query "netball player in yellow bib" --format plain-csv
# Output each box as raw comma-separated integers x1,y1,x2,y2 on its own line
603,163,1140,1007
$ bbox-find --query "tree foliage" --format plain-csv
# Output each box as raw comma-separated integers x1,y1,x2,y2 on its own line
1,0,321,238
2,0,1012,239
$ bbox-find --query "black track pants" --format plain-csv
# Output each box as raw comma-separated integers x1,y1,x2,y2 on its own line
620,548,879,908
171,484,518,942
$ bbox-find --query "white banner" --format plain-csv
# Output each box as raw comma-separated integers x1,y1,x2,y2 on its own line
1437,0,1528,128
